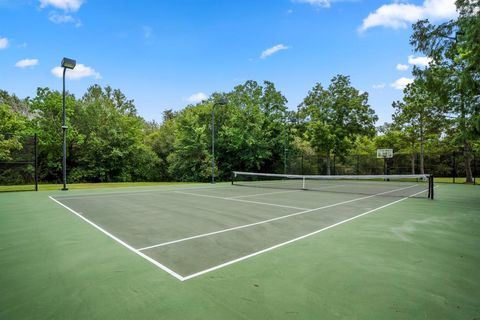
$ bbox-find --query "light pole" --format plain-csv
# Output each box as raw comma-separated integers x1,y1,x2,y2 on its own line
61,57,76,191
211,97,228,184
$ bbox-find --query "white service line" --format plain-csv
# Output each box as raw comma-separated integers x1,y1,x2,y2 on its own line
227,189,302,199
181,187,429,281
138,184,420,251
173,191,310,211
49,196,187,281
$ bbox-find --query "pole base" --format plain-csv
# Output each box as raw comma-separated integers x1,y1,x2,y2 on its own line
61,187,69,191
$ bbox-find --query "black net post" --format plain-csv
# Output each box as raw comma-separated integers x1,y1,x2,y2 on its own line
430,175,434,199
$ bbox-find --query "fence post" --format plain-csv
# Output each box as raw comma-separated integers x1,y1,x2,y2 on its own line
301,153,304,175
452,151,456,184
34,133,38,191
356,155,359,175
333,155,336,175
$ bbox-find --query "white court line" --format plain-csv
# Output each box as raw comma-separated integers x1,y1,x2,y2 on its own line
51,185,227,201
138,184,420,251
181,187,430,281
227,185,347,199
174,191,311,211
228,189,302,199
49,196,187,281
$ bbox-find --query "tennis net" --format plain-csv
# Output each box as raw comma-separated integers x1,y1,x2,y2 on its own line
232,171,434,199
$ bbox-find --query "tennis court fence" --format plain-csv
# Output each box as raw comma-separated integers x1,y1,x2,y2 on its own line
0,133,38,191
283,151,478,184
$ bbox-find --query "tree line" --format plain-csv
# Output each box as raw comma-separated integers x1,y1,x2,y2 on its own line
1,0,478,183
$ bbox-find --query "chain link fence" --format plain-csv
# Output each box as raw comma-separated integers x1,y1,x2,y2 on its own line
0,133,38,191
283,151,478,184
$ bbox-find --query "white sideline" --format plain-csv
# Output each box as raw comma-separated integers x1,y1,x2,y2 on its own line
138,184,420,251
50,185,226,200
181,187,429,281
48,196,187,281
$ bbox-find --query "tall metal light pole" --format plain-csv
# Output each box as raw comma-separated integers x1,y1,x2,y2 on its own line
61,57,76,191
211,97,228,184
283,115,287,174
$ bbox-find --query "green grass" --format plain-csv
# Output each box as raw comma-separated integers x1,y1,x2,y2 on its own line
0,183,479,319
434,177,477,184
0,181,197,192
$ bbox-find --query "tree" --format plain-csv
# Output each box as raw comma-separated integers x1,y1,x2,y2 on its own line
219,81,288,175
298,75,378,174
0,103,27,160
167,105,211,182
71,85,159,182
392,70,446,174
411,2,480,182
29,87,77,182
145,110,177,180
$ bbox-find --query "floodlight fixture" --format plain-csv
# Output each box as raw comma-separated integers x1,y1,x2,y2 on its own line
61,57,76,191
61,57,76,69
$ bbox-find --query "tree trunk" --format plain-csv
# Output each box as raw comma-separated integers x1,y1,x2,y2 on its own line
464,140,474,183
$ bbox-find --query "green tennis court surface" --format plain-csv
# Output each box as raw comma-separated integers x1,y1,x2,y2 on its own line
1,183,479,319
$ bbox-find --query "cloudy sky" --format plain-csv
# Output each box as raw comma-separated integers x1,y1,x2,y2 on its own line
0,0,457,123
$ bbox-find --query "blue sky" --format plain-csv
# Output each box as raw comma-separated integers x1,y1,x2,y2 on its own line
0,0,457,124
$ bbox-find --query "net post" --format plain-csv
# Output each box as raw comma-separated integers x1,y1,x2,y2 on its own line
34,133,38,191
231,172,234,185
429,174,434,199
302,176,306,190
428,175,431,199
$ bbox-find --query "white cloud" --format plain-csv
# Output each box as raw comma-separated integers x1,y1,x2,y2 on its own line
0,37,9,49
48,12,82,26
373,83,386,89
39,0,83,12
292,0,331,7
396,63,409,71
186,92,208,104
391,77,413,90
15,59,39,68
260,44,289,59
359,0,457,32
51,64,101,80
408,55,432,66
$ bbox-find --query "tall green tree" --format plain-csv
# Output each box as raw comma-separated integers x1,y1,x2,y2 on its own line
145,110,177,180
392,70,446,174
298,75,377,174
71,85,158,182
0,103,27,160
29,87,77,182
411,1,479,182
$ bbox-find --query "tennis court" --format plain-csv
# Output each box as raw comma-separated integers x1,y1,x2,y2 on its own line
2,179,480,319
49,172,434,281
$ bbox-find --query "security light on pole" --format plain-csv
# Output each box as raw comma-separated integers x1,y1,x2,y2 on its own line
61,57,76,191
